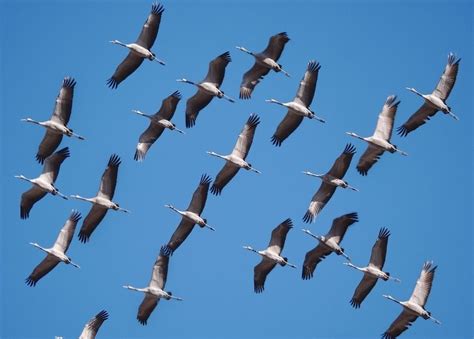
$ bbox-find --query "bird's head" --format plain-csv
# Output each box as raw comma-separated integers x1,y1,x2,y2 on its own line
20,118,33,122
243,245,254,251
109,40,121,44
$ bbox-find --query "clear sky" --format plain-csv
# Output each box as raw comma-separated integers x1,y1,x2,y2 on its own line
1,0,472,338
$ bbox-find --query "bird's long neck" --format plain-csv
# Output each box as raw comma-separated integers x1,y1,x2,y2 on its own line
132,109,153,119
70,195,92,203
29,242,48,253
302,171,323,179
266,98,285,107
236,46,254,56
384,295,402,306
112,40,128,48
244,246,259,255
15,175,32,183
165,204,183,215
123,285,146,293
346,132,365,141
21,118,41,125
407,87,424,98
302,229,320,241
206,151,227,161
177,78,196,86
344,262,363,271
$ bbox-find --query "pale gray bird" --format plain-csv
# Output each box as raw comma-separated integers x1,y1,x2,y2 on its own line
132,90,183,161
398,53,460,136
123,246,183,325
382,261,440,338
16,147,70,219
302,212,358,280
26,211,81,286
238,32,290,99
107,3,165,89
21,77,83,163
178,51,234,128
243,218,296,293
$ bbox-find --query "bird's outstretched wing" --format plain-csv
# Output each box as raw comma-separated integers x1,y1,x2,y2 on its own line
98,154,121,200
369,227,390,269
326,212,358,244
261,32,290,61
187,174,212,214
301,244,332,280
203,51,231,87
356,144,384,176
155,90,181,120
107,53,144,89
253,257,277,293
382,309,418,339
326,143,356,179
349,273,378,308
231,114,260,159
302,182,337,223
136,3,164,49
267,218,293,255
39,147,70,184
134,123,165,161
239,63,271,100
294,60,320,107
79,310,109,339
271,112,304,147
396,103,438,137
36,131,63,164
432,52,460,101
149,246,169,290
210,162,239,196
78,205,109,243
20,187,47,219
137,293,159,325
373,95,399,141
184,91,214,128
52,210,81,253
51,77,76,125
408,261,437,307
25,254,61,286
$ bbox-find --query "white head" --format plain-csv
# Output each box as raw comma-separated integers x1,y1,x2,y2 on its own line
243,245,256,252
302,171,323,178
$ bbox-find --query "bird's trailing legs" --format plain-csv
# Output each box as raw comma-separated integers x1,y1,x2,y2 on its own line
152,56,166,65
394,148,408,156
447,111,459,121
222,93,235,103
67,259,81,268
249,166,261,174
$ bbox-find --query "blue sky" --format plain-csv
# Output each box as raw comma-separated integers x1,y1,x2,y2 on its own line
1,1,472,338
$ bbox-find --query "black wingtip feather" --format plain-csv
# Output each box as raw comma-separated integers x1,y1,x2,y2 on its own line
276,32,290,41
56,147,70,159
171,90,182,100
447,52,461,65
151,2,165,15
25,277,37,287
343,143,356,155
78,231,90,243
62,77,76,88
134,149,145,162
247,113,260,127
302,211,314,224
396,125,409,137
210,184,222,196
70,210,82,223
254,285,264,293
239,89,252,100
307,60,321,73
270,135,283,147
219,51,232,63
108,154,121,167
302,267,313,280
356,165,368,176
20,207,29,219
282,218,293,228
106,77,119,89
200,174,212,186
185,115,196,128
378,227,390,239
344,212,359,223
350,298,361,309
138,317,147,325
35,154,46,164
160,245,172,257
97,310,109,321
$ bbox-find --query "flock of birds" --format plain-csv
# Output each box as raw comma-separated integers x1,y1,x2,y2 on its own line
14,2,462,338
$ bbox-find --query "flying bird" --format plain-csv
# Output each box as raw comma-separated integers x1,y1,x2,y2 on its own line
26,210,81,286
267,60,325,146
237,32,290,99
243,218,296,293
397,53,461,136
123,246,183,325
344,228,400,309
132,90,183,161
21,77,84,164
79,310,109,339
382,261,440,338
163,174,214,254
301,212,358,280
71,154,129,243
177,51,234,128
16,147,70,219
346,95,407,176
208,114,261,195
107,3,165,89
302,143,358,223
